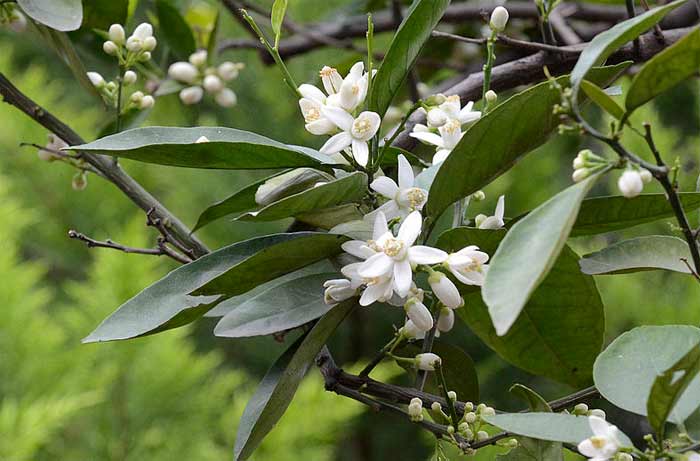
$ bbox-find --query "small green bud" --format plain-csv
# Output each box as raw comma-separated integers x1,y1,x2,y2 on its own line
447,391,457,402
573,403,589,415
424,93,447,106
471,190,486,202
463,412,477,423
477,430,489,441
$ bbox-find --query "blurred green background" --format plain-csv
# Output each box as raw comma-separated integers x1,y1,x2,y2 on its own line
1,0,699,459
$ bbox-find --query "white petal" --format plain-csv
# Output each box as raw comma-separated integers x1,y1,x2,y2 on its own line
398,211,422,247
397,154,414,189
370,176,399,199
347,61,364,79
353,111,381,141
433,149,451,164
393,259,413,297
495,195,505,220
577,439,599,457
342,240,375,259
588,416,610,437
430,275,462,309
409,131,444,148
409,246,448,265
339,80,359,111
478,216,504,230
452,268,485,286
306,119,336,136
360,283,384,306
298,84,326,102
358,253,394,278
319,132,352,155
351,139,369,166
373,212,389,240
321,105,354,132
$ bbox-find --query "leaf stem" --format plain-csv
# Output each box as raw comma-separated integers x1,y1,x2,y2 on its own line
435,363,460,427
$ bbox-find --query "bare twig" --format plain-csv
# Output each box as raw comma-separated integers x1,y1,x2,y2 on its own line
432,30,579,54
68,229,191,264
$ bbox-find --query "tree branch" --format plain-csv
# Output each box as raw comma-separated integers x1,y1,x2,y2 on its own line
68,229,191,264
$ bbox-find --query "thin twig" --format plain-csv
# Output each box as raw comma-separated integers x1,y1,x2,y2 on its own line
432,30,580,54
68,230,191,264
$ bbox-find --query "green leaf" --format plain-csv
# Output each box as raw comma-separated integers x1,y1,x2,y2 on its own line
572,192,700,236
214,273,337,338
83,0,128,29
206,10,220,58
580,235,694,275
156,0,197,60
70,127,333,170
626,27,700,113
483,413,632,446
426,63,629,220
570,0,686,97
439,228,604,387
234,301,355,460
330,219,373,241
594,325,700,424
580,80,625,120
270,0,288,43
191,233,347,296
367,0,451,117
648,343,700,438
296,204,363,230
83,233,344,342
483,174,601,336
18,0,82,31
510,384,552,412
237,172,367,222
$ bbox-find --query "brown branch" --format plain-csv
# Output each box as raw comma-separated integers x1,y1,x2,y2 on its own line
0,73,209,258
68,229,191,264
431,30,579,54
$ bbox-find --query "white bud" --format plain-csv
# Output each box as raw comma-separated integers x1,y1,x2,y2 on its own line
203,74,224,93
126,36,142,52
490,6,509,32
573,154,585,170
431,402,442,412
130,91,144,104
179,86,204,105
428,272,463,309
471,190,486,201
123,70,137,85
477,430,489,441
195,136,210,143
618,454,633,461
408,397,423,421
482,406,496,416
106,81,117,92
464,412,477,423
618,169,644,198
218,61,243,81
138,51,152,62
404,298,433,332
437,307,455,332
323,279,357,305
215,88,237,107
485,90,497,104
142,36,157,51
447,391,457,401
589,409,606,420
168,62,199,84
139,95,155,109
427,108,447,127
189,50,208,67
572,168,590,183
474,213,487,228
86,72,105,88
640,168,653,184
103,40,119,56
399,320,426,340
414,353,441,371
132,22,153,40
109,24,125,44
574,403,589,414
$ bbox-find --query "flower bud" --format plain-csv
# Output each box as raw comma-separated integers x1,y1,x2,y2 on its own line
203,74,224,93
218,61,243,81
477,430,489,441
589,408,606,419
138,51,152,62
142,36,157,51
474,213,487,228
106,81,117,92
123,70,137,85
617,454,633,461
126,36,142,52
485,90,497,104
471,190,486,201
86,72,105,88
572,168,590,183
103,40,119,56
431,402,442,412
447,391,457,402
399,320,426,340
132,22,153,40
482,406,496,416
428,271,463,309
108,24,125,44
639,168,652,184
437,306,454,332
408,397,423,422
168,62,199,84
179,86,204,105
215,88,237,107
405,298,433,332
464,411,477,423
490,6,509,32
130,91,144,104
414,353,441,371
464,402,474,412
427,108,447,127
188,50,208,67
574,403,589,414
323,279,357,305
424,93,447,106
72,172,87,191
139,95,155,109
618,169,644,198
573,154,586,170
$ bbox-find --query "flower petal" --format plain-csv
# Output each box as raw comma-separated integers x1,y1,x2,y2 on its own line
305,119,336,136
398,211,422,246
373,211,390,240
358,252,393,278
397,154,414,189
342,240,375,259
360,283,384,306
352,139,369,166
393,259,413,297
370,176,399,199
495,195,505,220
298,84,326,102
320,132,352,155
409,246,448,265
588,416,610,437
409,131,444,148
321,105,354,132
478,216,504,230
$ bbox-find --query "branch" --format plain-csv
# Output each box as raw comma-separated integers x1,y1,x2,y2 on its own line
68,229,191,264
0,73,209,258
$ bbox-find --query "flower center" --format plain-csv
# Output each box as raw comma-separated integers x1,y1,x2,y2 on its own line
406,188,427,209
352,118,372,137
382,237,404,258
366,239,381,252
445,95,460,104
304,107,321,122
589,436,607,450
319,66,337,78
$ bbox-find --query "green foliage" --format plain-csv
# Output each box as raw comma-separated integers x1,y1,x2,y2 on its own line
155,0,196,60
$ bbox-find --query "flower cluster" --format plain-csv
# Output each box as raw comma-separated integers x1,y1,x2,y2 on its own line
167,50,244,107
297,62,379,166
409,94,481,164
572,149,652,198
577,416,625,461
0,3,26,32
367,154,428,222
87,23,157,111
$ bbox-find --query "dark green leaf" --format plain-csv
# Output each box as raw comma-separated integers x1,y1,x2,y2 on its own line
368,0,451,117
206,10,220,58
648,343,700,438
156,0,196,60
83,0,128,29
483,174,601,336
83,233,344,342
570,0,686,97
70,127,333,170
237,172,367,222
426,63,629,220
18,0,82,31
510,384,552,412
484,413,632,446
214,273,337,338
579,235,694,275
296,204,363,230
191,233,347,296
626,27,700,113
572,192,700,236
234,301,355,460
594,325,700,424
330,219,373,241
440,228,604,387
580,80,625,120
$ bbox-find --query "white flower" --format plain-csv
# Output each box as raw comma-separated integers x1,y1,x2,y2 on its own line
323,279,358,305
414,353,441,371
123,70,137,85
490,6,510,32
618,170,644,198
399,320,426,340
404,297,433,331
37,134,67,161
215,88,237,107
319,66,343,96
218,62,243,81
357,211,447,297
87,72,105,88
168,62,199,84
108,24,125,44
437,306,454,332
577,416,623,461
319,107,381,166
338,61,372,112
477,195,505,229
341,262,394,307
368,154,428,221
444,246,490,286
103,40,119,56
426,96,481,128
179,86,204,105
189,50,208,67
428,271,462,309
298,84,336,135
410,119,464,164
203,75,224,93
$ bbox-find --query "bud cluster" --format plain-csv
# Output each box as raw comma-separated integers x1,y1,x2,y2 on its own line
617,166,652,198
571,149,608,183
167,50,244,107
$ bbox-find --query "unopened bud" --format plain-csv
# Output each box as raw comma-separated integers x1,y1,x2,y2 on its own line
424,93,447,106
139,95,154,109
408,397,423,422
169,62,199,84
123,70,137,85
108,24,125,44
618,169,644,198
464,412,477,423
87,72,105,88
179,86,204,105
490,6,509,32
485,90,497,104
405,298,434,332
617,454,633,461
639,168,653,184
130,91,144,104
437,306,455,332
471,190,486,201
189,50,208,67
447,391,457,402
572,168,590,183
218,61,244,80
138,51,152,62
474,213,488,228
103,40,119,56
215,88,237,107
415,353,441,371
203,74,224,94
477,430,489,441
482,406,496,416
447,425,455,434
574,403,589,414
